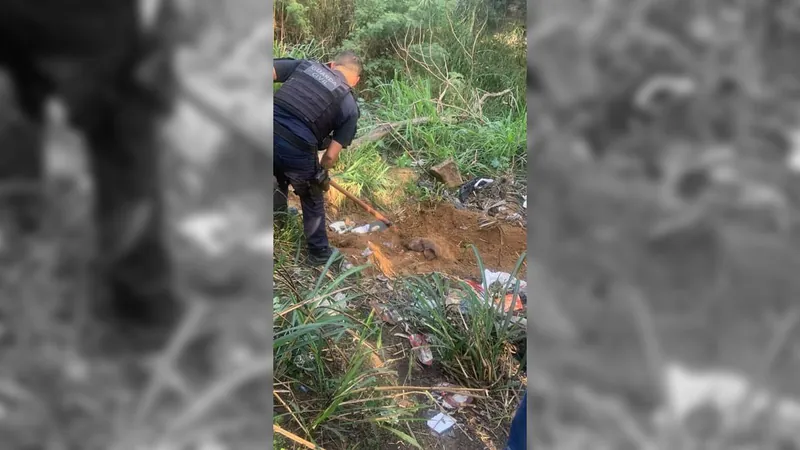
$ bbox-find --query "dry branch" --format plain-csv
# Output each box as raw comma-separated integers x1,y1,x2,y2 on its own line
350,117,434,148
273,424,325,450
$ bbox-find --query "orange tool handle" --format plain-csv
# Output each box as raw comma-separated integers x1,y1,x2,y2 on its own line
329,179,393,227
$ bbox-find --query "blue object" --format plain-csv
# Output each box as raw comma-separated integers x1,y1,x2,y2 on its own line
505,392,527,450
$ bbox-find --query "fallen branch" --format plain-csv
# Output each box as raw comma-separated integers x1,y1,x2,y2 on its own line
273,424,324,450
476,88,513,116
350,117,434,148
347,384,489,397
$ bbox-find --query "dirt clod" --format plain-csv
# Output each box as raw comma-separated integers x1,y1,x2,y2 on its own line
430,158,463,188
406,237,445,260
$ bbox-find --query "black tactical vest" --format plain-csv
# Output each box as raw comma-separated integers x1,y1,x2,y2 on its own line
274,60,354,145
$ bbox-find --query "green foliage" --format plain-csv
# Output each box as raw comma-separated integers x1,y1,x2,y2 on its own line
399,248,527,388
273,5,526,443
273,254,422,448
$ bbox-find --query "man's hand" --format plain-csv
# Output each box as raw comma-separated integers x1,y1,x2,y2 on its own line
320,140,344,169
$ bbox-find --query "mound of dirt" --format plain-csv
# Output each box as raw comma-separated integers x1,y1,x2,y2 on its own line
328,204,527,278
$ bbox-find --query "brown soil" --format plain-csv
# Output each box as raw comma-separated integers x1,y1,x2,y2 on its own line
328,203,527,278
371,332,510,450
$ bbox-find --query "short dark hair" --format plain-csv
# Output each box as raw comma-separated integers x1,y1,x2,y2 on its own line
334,50,363,75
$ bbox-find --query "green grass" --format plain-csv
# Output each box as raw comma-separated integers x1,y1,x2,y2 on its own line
273,216,526,447
273,217,423,449
399,248,527,389
273,13,526,209
273,0,526,446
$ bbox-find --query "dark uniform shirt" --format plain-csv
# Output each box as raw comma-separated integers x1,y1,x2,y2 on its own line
274,59,359,148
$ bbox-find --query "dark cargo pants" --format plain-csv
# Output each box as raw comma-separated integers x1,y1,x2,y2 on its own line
273,134,330,257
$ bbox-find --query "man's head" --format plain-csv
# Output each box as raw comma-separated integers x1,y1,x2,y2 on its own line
330,50,362,87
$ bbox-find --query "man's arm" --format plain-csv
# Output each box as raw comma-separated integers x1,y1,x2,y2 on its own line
321,110,359,169
320,140,343,170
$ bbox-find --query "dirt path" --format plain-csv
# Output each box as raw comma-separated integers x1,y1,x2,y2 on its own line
328,203,527,279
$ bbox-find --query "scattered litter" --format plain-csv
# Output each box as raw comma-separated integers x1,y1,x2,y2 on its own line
434,383,474,409
484,269,527,291
317,292,348,315
457,177,495,203
329,221,349,234
464,278,485,294
427,412,457,434
474,178,494,190
351,223,372,234
416,295,437,309
505,316,527,328
411,159,427,167
495,293,525,313
370,300,404,325
361,247,373,257
299,385,310,393
522,195,527,209
341,260,354,271
293,352,315,372
445,290,463,307
396,398,414,408
409,334,434,365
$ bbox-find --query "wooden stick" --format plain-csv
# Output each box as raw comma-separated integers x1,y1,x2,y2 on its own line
329,179,393,226
273,424,324,450
349,117,434,148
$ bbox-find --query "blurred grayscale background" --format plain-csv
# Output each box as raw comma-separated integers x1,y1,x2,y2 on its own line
528,0,800,448
0,1,271,449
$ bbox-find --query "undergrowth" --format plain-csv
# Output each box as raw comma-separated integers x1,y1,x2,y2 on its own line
274,0,525,211
273,215,526,448
274,0,526,447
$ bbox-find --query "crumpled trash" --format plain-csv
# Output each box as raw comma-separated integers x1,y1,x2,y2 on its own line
352,222,389,234
370,300,404,325
434,383,474,409
427,412,456,434
409,334,433,365
351,223,371,234
495,293,525,313
484,269,527,291
361,247,373,257
522,195,527,209
329,221,349,234
317,292,348,315
457,177,495,203
458,272,527,315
